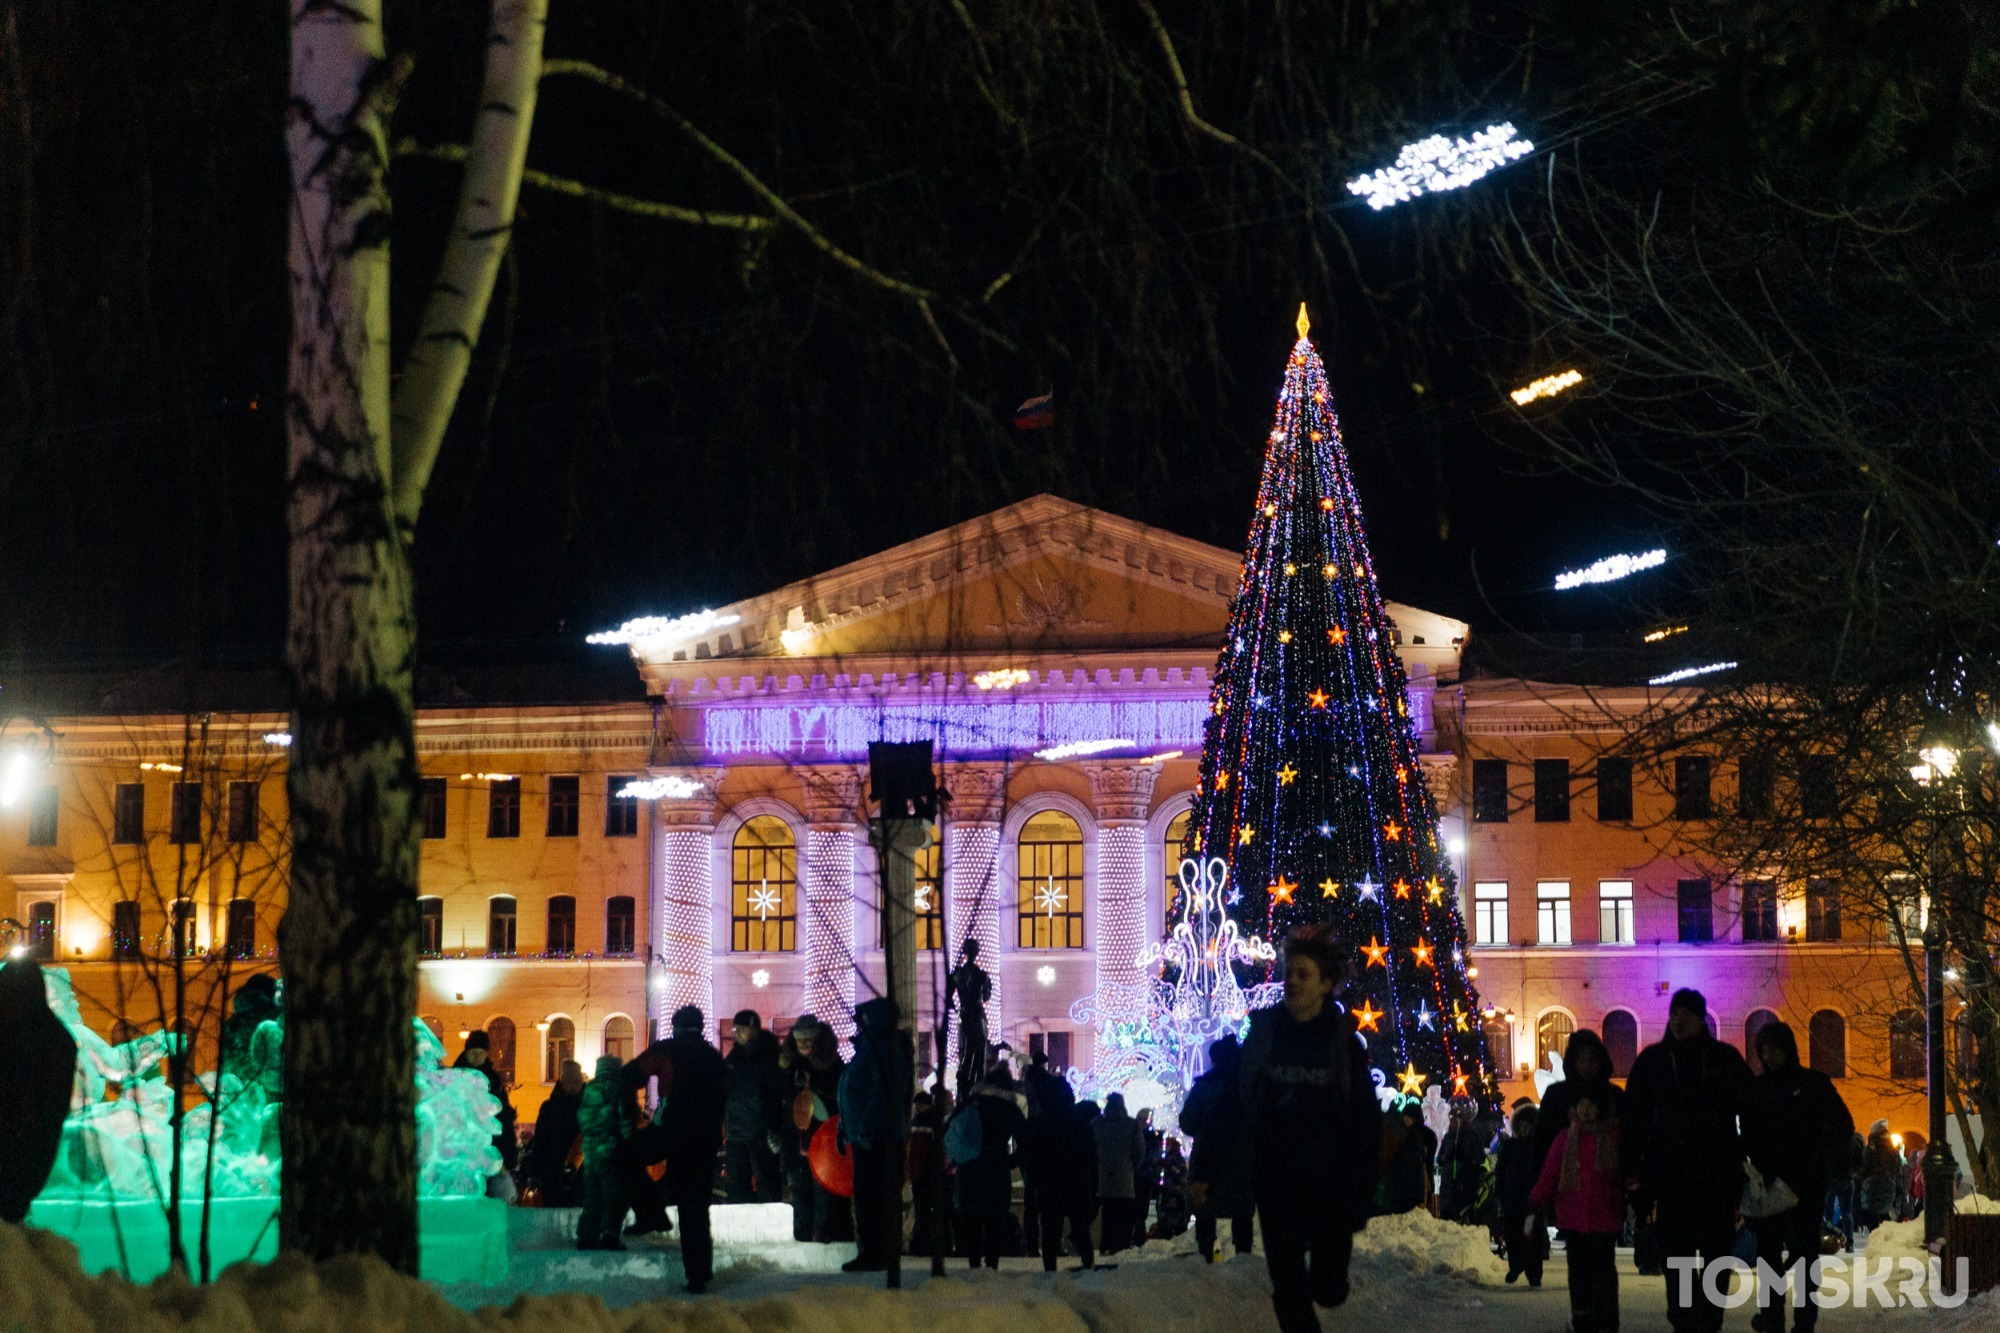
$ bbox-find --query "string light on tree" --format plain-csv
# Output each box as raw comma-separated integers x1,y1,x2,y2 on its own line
1509,368,1584,406
1554,547,1666,591
1648,661,1739,686
1346,122,1534,210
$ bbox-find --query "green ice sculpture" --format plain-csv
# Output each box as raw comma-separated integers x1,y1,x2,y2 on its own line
27,968,509,1282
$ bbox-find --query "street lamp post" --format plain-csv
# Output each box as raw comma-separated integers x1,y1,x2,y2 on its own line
1911,744,1962,1247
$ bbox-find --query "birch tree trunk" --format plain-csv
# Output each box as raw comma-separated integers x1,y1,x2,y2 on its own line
285,0,543,1270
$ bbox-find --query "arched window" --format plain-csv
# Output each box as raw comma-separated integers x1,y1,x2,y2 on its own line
1162,809,1192,929
487,896,517,956
1744,1009,1781,1072
543,1016,575,1082
486,1016,517,1085
604,1014,635,1062
546,895,576,956
732,815,797,952
605,895,636,955
1482,1015,1514,1075
1018,810,1085,949
1603,1010,1639,1077
915,827,943,951
1537,1010,1574,1073
1889,1008,1925,1081
1808,1009,1846,1077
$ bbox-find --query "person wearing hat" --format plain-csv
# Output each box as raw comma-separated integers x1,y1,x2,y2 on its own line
1624,987,1752,1333
577,1053,638,1249
779,1014,850,1243
724,1010,787,1204
624,1005,730,1292
1743,1020,1852,1333
453,1029,519,1175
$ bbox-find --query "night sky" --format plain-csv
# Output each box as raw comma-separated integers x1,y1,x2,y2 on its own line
3,2,1973,674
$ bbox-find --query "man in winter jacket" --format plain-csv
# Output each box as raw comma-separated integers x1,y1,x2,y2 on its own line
1092,1092,1148,1255
453,1030,519,1175
724,1010,786,1203
1019,1076,1099,1270
526,1059,586,1206
1437,1101,1489,1224
1191,930,1384,1333
1624,988,1752,1333
837,997,913,1272
1742,1020,1852,1333
780,1014,851,1242
1181,1034,1254,1260
623,1005,730,1292
577,1054,637,1249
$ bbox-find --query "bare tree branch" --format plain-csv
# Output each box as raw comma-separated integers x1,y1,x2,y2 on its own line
394,140,773,232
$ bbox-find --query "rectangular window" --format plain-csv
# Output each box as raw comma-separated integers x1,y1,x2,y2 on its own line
1800,755,1838,820
1537,881,1572,946
170,899,197,958
418,897,444,955
605,896,636,955
1741,880,1778,942
170,782,202,844
227,781,260,843
226,899,257,960
546,895,576,956
486,778,521,839
605,776,639,837
1738,752,1774,820
1677,878,1715,943
25,785,58,846
25,900,56,959
1534,759,1571,822
1472,759,1509,823
112,900,140,960
1674,756,1713,820
421,777,447,839
488,896,517,956
1028,1030,1074,1070
113,783,145,844
1805,879,1842,942
1596,758,1633,823
546,775,579,838
1473,882,1510,946
1598,880,1634,945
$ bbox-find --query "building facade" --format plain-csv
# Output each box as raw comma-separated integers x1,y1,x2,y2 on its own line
0,496,1937,1133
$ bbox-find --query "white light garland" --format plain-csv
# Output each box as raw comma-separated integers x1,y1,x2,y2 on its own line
1648,661,1738,685
1033,737,1136,761
973,668,1032,691
587,608,739,649
1510,368,1583,406
1554,548,1666,590
261,731,293,747
618,775,702,800
1347,122,1534,210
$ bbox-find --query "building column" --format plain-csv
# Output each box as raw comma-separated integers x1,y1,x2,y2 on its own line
943,763,1005,1070
1086,760,1160,1024
802,768,864,1045
652,768,723,1038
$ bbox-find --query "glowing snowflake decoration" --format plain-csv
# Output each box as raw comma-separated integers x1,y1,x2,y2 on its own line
749,881,780,920
1347,123,1534,210
913,883,934,913
1036,878,1066,918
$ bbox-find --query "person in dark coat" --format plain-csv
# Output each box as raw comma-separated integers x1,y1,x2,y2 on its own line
1181,1035,1253,1259
1437,1100,1489,1224
724,1010,786,1203
624,1005,730,1293
453,1030,519,1175
1092,1092,1148,1256
1742,1020,1853,1333
0,959,77,1223
780,1014,851,1243
526,1058,586,1206
1132,1109,1163,1245
1375,1098,1434,1216
1530,1029,1626,1180
218,973,280,1079
1623,988,1752,1333
1855,1120,1904,1231
837,996,913,1273
1494,1103,1545,1285
1019,1075,1097,1270
1191,930,1384,1333
951,1065,1027,1269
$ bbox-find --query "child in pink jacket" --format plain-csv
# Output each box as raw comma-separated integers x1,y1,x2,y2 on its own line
1529,1092,1626,1333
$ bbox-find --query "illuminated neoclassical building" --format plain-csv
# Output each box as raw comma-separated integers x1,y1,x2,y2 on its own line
0,495,1938,1135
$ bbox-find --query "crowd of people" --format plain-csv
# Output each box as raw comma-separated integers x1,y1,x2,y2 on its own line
473,935,1921,1333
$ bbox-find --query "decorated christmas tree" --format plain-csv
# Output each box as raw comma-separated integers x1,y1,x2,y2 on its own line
1179,306,1487,1100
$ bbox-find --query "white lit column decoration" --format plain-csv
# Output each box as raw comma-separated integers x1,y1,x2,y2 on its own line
652,768,723,1037
943,763,1006,1073
802,769,863,1047
1086,760,1160,1024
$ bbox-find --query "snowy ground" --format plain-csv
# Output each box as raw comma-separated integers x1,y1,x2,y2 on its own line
5,1203,1989,1331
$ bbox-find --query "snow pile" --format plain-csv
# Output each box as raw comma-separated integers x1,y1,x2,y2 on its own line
1352,1209,1508,1285
1864,1194,2000,1267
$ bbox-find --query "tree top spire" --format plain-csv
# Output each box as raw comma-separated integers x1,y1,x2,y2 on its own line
1296,302,1311,339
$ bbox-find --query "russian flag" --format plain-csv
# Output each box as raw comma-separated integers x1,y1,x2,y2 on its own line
1013,392,1054,430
